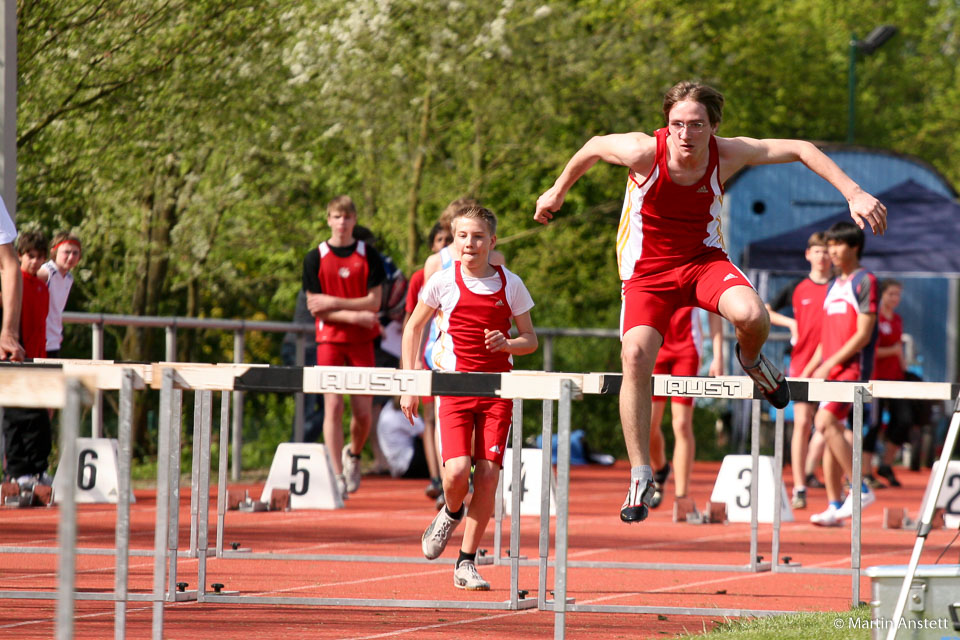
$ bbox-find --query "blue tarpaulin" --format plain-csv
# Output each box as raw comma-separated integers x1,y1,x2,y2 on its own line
744,180,960,276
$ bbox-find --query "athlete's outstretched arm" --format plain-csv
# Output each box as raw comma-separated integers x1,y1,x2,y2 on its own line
721,137,887,234
534,133,654,225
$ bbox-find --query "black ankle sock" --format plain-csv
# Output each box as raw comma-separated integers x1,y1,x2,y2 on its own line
348,451,361,460
654,463,670,484
445,504,464,520
457,550,476,568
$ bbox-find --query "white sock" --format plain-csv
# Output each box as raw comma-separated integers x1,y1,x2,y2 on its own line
631,465,653,482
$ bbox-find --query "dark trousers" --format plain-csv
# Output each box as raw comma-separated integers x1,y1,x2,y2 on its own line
2,408,53,478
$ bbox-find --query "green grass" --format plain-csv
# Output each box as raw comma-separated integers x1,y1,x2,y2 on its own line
674,607,871,639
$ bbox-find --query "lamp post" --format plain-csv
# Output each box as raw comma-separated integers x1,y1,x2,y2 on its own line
847,25,898,144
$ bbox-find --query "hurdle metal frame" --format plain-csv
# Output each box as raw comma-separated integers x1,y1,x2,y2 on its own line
5,362,958,640
0,365,94,640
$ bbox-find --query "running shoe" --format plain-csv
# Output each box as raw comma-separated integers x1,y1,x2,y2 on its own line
620,476,656,523
425,477,443,499
737,344,790,409
650,463,671,509
835,486,876,520
453,560,490,591
810,504,841,527
877,464,902,488
805,473,826,489
335,474,348,501
422,507,463,559
791,488,807,510
342,446,362,494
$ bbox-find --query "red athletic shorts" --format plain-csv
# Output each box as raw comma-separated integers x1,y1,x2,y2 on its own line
621,250,753,338
436,396,512,466
652,354,699,406
316,340,375,368
819,367,862,421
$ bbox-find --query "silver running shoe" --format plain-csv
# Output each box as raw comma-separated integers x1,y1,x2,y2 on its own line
620,476,656,523
335,474,349,501
342,446,362,494
453,560,490,591
737,344,790,409
422,507,463,559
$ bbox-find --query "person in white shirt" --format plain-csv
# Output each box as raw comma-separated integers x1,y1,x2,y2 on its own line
37,232,81,358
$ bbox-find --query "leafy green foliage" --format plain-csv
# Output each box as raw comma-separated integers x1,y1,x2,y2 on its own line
15,0,960,458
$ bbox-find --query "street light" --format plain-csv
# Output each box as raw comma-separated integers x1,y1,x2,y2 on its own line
847,25,897,143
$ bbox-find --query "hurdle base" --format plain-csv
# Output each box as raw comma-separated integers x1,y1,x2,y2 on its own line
165,589,199,603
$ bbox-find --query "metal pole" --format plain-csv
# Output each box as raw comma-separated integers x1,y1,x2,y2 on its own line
151,371,174,639
538,398,554,609
509,399,523,609
847,33,857,144
165,326,176,362
114,370,134,640
772,407,784,571
293,333,306,442
231,330,244,481
749,399,760,571
92,323,104,438
553,380,573,640
216,391,230,558
189,391,201,558
166,389,182,601
55,380,82,640
851,386,865,606
197,390,213,600
543,335,553,372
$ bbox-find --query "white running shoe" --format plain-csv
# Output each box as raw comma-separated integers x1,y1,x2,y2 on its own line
341,446,361,494
810,504,842,527
422,507,463,559
335,474,349,501
453,560,490,591
835,487,876,520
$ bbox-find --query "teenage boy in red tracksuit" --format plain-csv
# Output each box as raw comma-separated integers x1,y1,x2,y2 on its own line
401,205,537,591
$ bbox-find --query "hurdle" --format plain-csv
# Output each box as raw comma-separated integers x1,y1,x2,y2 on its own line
0,365,95,639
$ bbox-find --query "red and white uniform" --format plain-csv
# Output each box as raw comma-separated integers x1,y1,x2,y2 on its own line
819,269,879,419
874,311,904,381
652,307,702,406
420,262,535,465
617,129,753,338
769,277,830,377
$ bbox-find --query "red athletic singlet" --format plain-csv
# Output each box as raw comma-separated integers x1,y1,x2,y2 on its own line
445,263,513,373
617,128,725,280
314,241,380,344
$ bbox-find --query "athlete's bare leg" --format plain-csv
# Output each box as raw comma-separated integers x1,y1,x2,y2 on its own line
619,325,663,467
421,404,440,480
805,429,826,478
460,459,500,554
671,402,696,497
323,393,346,475
791,401,816,489
348,394,373,456
716,286,770,364
649,400,668,470
815,408,854,502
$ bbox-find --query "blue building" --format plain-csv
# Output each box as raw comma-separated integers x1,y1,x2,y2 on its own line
720,145,957,383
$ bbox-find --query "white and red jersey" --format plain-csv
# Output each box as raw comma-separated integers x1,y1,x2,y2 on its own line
420,262,534,373
657,307,702,361
616,128,725,281
313,240,380,344
874,311,904,381
821,269,878,381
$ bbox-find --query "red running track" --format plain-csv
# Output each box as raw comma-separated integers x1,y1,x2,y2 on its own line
0,461,950,639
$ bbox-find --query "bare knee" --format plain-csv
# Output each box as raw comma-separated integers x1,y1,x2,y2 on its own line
472,460,500,491
443,457,472,487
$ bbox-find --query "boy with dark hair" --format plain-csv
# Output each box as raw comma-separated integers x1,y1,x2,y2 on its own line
807,221,879,526
302,196,386,498
401,205,537,590
766,231,832,508
2,231,53,487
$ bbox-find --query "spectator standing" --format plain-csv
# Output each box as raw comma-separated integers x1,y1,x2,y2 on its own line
302,196,385,498
765,232,832,508
37,232,81,358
